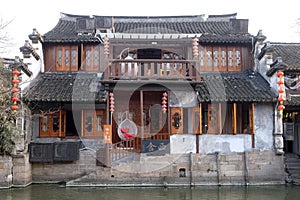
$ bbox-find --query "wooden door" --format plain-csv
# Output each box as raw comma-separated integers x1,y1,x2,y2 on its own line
207,103,219,134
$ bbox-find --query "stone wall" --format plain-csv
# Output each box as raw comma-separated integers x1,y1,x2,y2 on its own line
0,155,13,188
12,153,32,187
31,149,97,183
64,150,285,186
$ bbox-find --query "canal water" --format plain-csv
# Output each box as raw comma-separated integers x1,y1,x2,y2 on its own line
0,184,299,200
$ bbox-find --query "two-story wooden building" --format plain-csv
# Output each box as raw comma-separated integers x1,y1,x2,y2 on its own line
21,13,285,186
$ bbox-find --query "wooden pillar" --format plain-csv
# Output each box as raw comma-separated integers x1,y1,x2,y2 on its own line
140,90,144,138
218,103,222,134
81,110,84,137
106,96,110,124
199,103,202,134
233,103,237,134
250,103,255,148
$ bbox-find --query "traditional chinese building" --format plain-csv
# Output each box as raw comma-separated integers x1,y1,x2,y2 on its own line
15,13,286,186
254,37,300,185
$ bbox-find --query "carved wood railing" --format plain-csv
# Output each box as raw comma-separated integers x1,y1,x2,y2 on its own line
105,59,199,80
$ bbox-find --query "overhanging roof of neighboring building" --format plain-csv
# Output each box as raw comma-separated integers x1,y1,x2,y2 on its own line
285,95,300,106
271,43,300,71
43,12,252,44
23,72,106,103
195,69,277,102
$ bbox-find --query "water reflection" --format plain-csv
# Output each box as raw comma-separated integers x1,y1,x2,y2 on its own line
0,184,299,200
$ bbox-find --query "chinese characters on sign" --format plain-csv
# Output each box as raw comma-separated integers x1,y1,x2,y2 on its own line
142,140,170,154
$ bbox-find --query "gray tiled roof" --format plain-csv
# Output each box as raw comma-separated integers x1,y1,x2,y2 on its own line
23,70,275,103
23,72,106,102
43,13,252,44
196,69,277,102
272,43,300,71
285,95,300,106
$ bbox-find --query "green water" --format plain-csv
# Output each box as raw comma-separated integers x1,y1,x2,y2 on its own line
0,184,299,200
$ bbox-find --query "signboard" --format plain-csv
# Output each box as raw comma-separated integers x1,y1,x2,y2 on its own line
103,124,112,144
142,140,170,155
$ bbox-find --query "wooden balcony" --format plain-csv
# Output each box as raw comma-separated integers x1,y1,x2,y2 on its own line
105,59,199,81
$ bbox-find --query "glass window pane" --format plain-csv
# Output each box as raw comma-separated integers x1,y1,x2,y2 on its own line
65,49,70,66
57,50,62,66
97,115,102,132
71,50,77,67
85,115,93,132
42,116,48,132
53,115,59,132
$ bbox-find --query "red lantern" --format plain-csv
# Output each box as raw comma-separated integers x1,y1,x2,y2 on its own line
109,93,114,112
12,96,19,104
277,71,284,77
278,104,285,111
12,79,19,85
12,88,19,93
11,105,19,112
104,37,109,57
192,37,199,57
278,96,284,103
13,70,20,77
278,88,284,94
162,92,168,113
277,79,284,85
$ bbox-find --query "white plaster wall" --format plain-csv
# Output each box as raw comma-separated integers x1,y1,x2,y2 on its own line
198,134,252,154
170,134,196,154
196,103,274,154
254,103,274,150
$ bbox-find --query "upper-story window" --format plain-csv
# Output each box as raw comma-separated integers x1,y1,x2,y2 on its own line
199,46,242,72
56,45,78,72
82,45,100,72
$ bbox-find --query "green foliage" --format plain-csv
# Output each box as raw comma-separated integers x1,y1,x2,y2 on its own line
0,64,20,155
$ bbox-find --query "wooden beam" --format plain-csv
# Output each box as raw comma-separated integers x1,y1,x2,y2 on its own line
233,103,237,134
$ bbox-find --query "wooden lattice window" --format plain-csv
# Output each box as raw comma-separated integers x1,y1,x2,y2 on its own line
82,46,101,72
82,110,104,137
55,45,78,72
40,110,66,137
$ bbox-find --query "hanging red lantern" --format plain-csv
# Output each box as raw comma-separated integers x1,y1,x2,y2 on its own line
11,105,19,112
12,88,19,93
278,88,284,94
192,37,199,57
162,92,168,113
278,96,284,103
13,70,21,77
277,71,284,77
109,92,114,113
104,37,109,57
277,79,284,85
12,79,19,86
12,96,19,104
278,104,285,111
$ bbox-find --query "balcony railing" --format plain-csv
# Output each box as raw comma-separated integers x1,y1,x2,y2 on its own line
105,59,199,80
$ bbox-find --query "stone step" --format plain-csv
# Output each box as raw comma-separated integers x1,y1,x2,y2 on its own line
285,158,300,163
